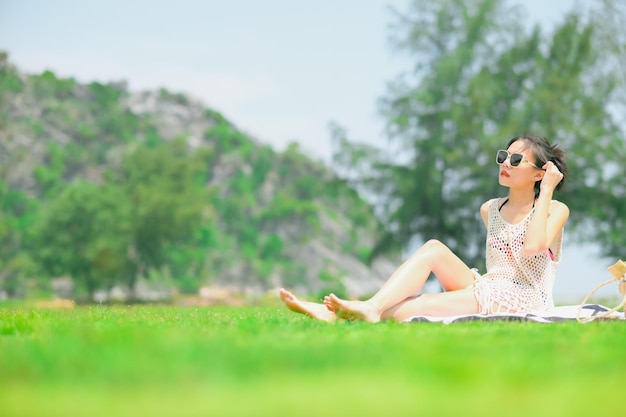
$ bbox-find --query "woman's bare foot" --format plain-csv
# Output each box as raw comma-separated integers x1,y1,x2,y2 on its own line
279,288,336,322
325,294,381,323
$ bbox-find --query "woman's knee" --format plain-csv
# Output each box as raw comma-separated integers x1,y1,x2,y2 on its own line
408,240,451,269
420,239,450,258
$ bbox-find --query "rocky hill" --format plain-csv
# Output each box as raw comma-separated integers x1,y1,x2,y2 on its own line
0,52,398,301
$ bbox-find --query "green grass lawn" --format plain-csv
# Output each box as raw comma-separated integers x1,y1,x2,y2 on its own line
1,304,624,417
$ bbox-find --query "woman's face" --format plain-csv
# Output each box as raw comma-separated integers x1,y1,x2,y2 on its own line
498,140,543,188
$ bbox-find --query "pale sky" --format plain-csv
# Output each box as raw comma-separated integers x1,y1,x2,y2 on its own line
0,0,583,161
1,0,618,302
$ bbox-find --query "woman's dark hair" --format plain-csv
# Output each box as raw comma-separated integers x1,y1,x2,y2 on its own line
507,134,568,196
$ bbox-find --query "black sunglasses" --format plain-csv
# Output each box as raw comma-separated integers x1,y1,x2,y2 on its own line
496,150,544,170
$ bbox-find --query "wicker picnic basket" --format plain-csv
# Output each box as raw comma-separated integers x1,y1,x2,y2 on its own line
577,260,626,323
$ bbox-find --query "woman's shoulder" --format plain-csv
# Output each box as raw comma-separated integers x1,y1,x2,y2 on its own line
480,197,503,212
549,199,570,217
480,198,500,220
479,200,493,228
549,199,568,207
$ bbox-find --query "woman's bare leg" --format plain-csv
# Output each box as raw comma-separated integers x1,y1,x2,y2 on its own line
279,288,336,322
380,288,479,321
325,240,476,322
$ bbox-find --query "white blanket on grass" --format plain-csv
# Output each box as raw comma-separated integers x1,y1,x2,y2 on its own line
404,304,626,324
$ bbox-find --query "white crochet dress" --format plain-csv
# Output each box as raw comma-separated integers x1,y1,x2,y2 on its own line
473,198,563,314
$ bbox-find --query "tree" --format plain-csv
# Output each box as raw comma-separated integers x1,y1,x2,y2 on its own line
0,181,39,296
576,0,626,258
332,0,626,267
33,138,216,298
34,183,133,297
107,137,215,288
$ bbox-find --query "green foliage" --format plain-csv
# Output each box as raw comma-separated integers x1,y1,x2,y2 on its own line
158,87,189,105
33,183,133,296
316,268,347,300
259,192,318,225
31,70,77,100
33,142,65,197
260,234,283,259
205,118,255,155
279,260,309,288
84,81,144,159
0,52,23,95
30,137,218,298
107,138,215,286
356,246,372,264
0,181,39,296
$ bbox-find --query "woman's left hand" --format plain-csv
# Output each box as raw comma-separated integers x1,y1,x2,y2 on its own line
540,161,564,193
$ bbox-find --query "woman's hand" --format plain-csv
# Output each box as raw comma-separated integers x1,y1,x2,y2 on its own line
540,161,564,194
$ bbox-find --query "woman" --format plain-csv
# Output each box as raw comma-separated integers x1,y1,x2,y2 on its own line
279,135,569,322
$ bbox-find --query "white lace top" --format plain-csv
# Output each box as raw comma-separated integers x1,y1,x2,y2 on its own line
473,198,563,314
